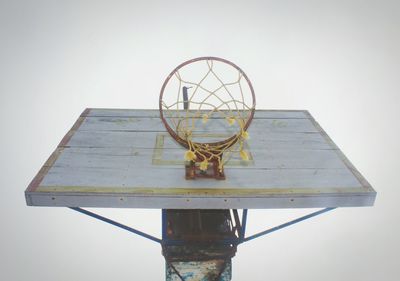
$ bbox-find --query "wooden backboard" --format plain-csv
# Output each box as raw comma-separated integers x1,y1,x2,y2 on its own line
25,108,376,209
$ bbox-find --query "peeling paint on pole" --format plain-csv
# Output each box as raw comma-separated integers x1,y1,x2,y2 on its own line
166,259,232,281
163,210,238,281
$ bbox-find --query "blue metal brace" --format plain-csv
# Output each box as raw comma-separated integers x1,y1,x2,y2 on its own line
69,207,336,246
69,207,161,244
241,207,336,243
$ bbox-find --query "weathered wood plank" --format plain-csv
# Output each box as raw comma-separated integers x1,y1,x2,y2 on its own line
78,116,318,133
39,165,361,191
51,146,348,170
85,108,310,119
66,131,331,150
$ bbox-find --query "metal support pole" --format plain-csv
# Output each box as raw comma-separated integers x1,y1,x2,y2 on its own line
232,209,241,238
162,209,167,241
239,209,248,242
69,207,161,244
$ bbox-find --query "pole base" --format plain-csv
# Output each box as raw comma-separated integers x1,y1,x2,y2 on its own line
166,259,232,281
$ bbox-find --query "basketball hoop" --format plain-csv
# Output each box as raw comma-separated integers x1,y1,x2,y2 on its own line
159,57,256,179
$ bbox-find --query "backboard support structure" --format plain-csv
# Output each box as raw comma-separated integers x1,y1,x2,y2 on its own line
69,206,336,280
26,108,375,280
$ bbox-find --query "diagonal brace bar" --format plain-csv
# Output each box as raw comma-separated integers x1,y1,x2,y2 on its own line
242,207,336,243
69,207,161,244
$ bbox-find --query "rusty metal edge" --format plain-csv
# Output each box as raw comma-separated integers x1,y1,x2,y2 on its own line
25,108,91,194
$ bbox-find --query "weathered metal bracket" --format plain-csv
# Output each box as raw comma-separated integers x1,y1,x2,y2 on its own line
69,207,336,280
185,159,226,180
240,207,336,243
69,207,336,246
69,207,161,243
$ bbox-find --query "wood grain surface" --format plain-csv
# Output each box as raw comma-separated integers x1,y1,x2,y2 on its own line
25,108,376,208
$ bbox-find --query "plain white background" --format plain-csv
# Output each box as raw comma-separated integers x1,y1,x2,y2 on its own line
0,0,399,280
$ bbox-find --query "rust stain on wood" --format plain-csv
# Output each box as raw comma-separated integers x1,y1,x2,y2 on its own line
59,116,88,147
80,108,91,117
